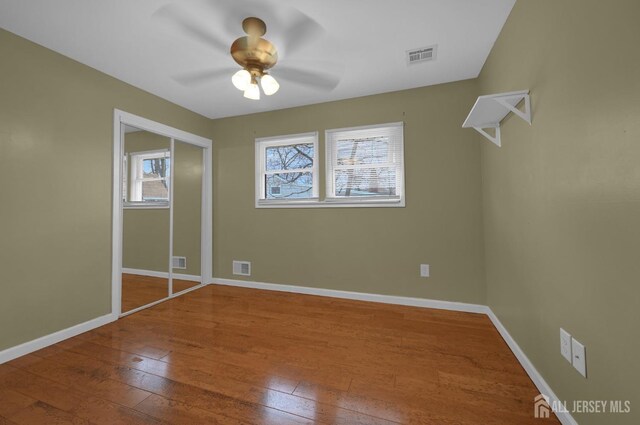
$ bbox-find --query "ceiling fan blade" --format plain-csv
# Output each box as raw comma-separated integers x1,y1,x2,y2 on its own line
282,12,325,58
274,66,341,91
153,3,229,54
202,0,284,40
172,68,236,87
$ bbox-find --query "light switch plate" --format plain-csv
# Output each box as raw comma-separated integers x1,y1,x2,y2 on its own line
560,328,572,363
420,264,430,277
571,338,587,378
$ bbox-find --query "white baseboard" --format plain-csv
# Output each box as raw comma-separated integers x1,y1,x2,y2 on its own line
211,277,487,314
210,276,577,425
123,268,202,282
486,309,578,425
0,313,117,365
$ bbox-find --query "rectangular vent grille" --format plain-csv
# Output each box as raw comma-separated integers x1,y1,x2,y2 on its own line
233,260,251,276
172,256,187,269
407,45,437,64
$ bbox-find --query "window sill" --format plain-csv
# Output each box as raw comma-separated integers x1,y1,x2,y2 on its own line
255,198,405,209
123,202,170,210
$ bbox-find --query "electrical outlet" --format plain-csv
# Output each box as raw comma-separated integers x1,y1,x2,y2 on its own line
420,264,430,277
571,338,587,378
560,328,572,363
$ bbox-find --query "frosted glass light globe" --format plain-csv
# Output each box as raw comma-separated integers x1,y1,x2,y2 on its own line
243,82,260,100
261,74,280,95
232,69,251,91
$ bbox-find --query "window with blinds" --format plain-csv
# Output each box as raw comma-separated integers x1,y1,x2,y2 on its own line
255,132,319,205
325,123,404,204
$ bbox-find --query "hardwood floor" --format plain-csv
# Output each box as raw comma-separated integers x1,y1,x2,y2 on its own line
121,273,200,313
1,285,560,424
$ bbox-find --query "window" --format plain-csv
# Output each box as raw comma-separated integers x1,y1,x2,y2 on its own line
255,132,319,205
255,124,404,208
325,122,404,205
125,149,171,205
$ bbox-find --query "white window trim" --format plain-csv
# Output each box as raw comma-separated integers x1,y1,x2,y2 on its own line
124,148,171,208
255,124,406,209
324,122,405,207
255,132,319,208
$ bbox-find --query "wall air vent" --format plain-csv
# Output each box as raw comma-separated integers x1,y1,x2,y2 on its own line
233,260,251,276
407,45,437,65
172,256,187,269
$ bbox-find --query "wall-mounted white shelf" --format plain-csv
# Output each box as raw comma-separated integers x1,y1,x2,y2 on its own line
462,90,531,147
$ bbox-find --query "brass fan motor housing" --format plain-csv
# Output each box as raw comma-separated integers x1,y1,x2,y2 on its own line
230,17,278,78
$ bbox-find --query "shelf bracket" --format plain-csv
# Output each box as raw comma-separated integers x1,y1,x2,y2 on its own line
461,90,532,147
494,94,531,125
473,126,501,147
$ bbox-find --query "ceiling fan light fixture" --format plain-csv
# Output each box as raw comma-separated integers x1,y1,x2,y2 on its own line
260,74,279,95
243,82,261,100
232,69,252,91
230,17,280,100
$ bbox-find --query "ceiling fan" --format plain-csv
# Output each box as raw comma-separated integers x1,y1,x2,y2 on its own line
153,1,344,100
230,17,280,99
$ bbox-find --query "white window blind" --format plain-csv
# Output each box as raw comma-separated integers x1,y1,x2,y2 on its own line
325,122,404,204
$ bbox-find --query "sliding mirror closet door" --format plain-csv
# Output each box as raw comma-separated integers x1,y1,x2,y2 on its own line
121,125,170,313
171,140,203,294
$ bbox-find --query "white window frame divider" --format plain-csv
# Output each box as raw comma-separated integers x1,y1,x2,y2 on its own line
255,132,319,208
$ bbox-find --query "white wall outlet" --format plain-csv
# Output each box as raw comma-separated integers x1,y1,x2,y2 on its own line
571,338,587,378
420,264,430,277
560,328,572,363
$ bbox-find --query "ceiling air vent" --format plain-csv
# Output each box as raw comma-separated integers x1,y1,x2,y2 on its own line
233,260,251,276
407,45,437,65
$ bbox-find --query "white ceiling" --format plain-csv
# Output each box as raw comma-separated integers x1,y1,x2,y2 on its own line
0,0,515,119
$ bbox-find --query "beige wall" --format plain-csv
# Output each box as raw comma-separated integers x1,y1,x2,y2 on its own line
121,132,202,276
210,79,486,303
0,28,210,351
172,141,203,276
122,209,170,273
479,1,640,423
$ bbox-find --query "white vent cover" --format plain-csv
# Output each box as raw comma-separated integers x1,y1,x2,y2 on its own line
172,256,187,269
232,260,251,276
407,45,437,65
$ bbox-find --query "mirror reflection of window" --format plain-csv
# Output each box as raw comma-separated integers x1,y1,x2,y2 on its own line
122,125,172,207
126,150,171,203
121,125,171,313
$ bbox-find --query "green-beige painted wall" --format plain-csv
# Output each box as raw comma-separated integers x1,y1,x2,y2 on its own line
479,1,640,423
210,79,486,303
0,28,209,351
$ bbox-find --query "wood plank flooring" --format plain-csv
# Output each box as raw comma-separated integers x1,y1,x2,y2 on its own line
121,273,200,313
1,285,561,424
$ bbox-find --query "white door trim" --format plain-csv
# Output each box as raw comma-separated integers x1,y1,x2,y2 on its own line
112,109,213,317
